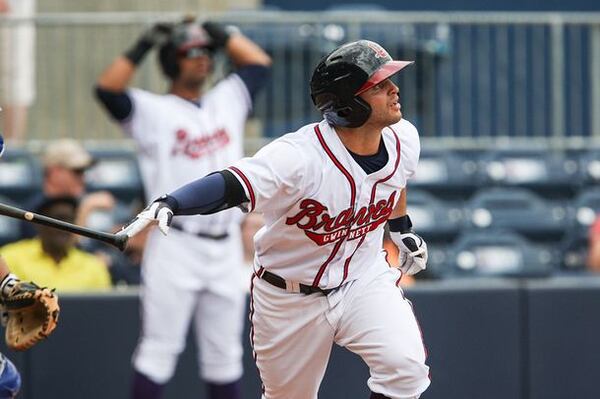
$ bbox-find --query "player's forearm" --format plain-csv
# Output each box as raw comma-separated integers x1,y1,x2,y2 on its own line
162,170,247,216
389,188,408,220
96,56,137,92
225,33,272,68
587,241,600,272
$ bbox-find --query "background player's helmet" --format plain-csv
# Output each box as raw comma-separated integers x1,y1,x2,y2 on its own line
158,20,215,80
310,40,413,128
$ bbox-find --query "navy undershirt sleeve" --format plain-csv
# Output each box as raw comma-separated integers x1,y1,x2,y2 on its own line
94,86,133,122
165,170,247,215
235,65,271,101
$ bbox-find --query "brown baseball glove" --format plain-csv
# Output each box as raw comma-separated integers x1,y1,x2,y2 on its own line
1,281,60,351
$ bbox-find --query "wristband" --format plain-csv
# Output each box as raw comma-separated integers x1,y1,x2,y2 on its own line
0,274,19,298
388,215,413,233
123,39,154,65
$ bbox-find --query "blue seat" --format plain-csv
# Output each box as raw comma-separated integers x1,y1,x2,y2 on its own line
85,149,144,204
569,188,600,234
558,233,588,272
579,149,600,187
465,187,567,241
0,148,42,203
444,230,556,278
478,149,579,198
0,197,22,246
410,149,480,200
406,189,464,241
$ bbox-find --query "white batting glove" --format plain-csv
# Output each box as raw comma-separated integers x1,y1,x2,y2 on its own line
391,231,428,276
118,200,173,238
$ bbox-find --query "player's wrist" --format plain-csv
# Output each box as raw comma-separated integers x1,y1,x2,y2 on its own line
123,39,154,65
154,194,179,214
388,214,412,234
0,273,19,298
202,21,231,49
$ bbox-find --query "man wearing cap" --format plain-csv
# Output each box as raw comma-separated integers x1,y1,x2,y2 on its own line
20,138,116,240
1,196,111,291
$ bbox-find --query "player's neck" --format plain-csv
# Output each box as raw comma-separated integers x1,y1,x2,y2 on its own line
335,124,382,156
169,82,202,102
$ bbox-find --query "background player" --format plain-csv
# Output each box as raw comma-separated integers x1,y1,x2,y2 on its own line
118,40,430,399
95,18,271,399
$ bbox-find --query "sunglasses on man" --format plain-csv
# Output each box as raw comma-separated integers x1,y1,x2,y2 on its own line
178,46,212,59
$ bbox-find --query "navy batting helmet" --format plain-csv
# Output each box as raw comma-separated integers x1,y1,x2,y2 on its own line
310,40,413,128
158,21,215,80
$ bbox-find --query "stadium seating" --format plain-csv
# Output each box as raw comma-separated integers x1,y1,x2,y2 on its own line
569,187,600,233
410,149,481,199
0,197,22,246
406,189,464,241
478,149,579,198
465,187,567,241
579,149,600,187
0,148,42,204
444,230,557,278
85,149,144,204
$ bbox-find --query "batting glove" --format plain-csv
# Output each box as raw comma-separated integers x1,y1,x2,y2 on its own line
201,21,232,49
391,231,428,276
118,198,174,238
124,23,174,65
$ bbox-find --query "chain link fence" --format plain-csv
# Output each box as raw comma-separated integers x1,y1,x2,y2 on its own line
1,11,600,149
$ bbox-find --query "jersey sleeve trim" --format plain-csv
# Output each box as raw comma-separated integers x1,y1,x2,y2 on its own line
228,166,256,212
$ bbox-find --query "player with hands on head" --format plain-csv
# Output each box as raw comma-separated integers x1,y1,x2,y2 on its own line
119,39,430,399
95,16,271,399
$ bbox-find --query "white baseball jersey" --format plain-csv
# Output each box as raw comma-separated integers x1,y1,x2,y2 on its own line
123,73,251,235
228,118,420,289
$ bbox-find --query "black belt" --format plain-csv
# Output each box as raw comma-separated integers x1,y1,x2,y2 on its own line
257,269,336,296
170,224,229,240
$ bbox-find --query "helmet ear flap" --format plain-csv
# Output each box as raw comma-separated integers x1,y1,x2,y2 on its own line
158,43,180,80
337,97,372,128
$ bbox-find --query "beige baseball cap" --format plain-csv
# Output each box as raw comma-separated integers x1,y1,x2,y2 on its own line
43,139,93,170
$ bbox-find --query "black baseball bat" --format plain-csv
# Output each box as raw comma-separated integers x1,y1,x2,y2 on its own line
0,202,128,251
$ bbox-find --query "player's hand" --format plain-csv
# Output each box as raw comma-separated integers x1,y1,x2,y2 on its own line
391,231,428,276
139,22,174,48
0,273,19,301
118,199,174,238
201,21,232,49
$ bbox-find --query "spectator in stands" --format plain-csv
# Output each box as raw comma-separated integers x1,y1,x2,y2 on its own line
81,204,149,286
0,196,111,291
20,138,117,239
0,0,36,142
587,216,600,272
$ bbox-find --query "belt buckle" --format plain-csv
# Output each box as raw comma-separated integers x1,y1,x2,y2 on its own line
285,280,301,293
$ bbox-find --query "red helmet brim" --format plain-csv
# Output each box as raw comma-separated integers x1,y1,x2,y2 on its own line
355,60,414,95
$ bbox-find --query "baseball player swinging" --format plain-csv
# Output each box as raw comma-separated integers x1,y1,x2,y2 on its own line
95,17,271,399
119,40,430,399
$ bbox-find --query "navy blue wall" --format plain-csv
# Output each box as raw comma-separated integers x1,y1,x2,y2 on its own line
265,0,600,11
3,278,600,399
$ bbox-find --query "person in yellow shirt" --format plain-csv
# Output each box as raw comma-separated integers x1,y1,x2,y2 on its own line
0,196,111,292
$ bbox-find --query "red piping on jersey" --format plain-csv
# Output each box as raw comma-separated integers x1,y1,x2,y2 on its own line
229,166,256,212
340,128,402,284
312,124,357,287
